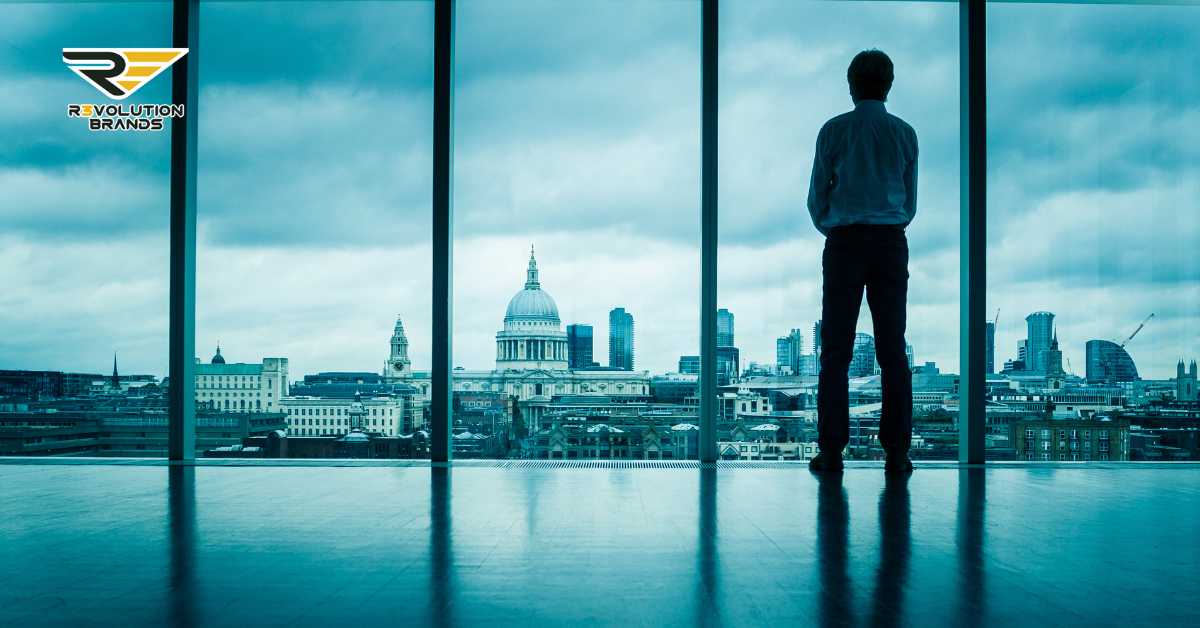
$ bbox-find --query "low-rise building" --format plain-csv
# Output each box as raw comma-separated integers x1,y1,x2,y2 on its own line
194,348,288,413
1012,417,1130,461
280,385,421,437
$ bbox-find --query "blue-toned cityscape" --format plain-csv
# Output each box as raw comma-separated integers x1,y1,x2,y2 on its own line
3,251,1197,462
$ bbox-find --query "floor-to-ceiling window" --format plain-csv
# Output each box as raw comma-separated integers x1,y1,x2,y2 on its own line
718,1,960,462
451,0,702,460
196,0,434,458
986,1,1200,462
6,0,1196,465
0,1,173,456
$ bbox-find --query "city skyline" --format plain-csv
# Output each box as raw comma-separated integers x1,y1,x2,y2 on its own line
1,1,1197,381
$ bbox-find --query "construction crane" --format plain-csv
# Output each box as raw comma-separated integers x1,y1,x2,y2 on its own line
1119,313,1155,349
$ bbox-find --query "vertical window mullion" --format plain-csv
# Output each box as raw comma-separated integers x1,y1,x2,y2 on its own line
168,0,199,462
431,0,455,463
959,0,986,464
699,0,718,464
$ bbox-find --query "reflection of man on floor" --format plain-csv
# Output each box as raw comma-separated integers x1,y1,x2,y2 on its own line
807,50,917,474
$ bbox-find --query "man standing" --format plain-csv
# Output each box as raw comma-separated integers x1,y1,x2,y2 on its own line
807,50,917,473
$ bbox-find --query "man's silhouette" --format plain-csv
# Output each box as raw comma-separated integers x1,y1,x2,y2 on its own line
807,49,917,473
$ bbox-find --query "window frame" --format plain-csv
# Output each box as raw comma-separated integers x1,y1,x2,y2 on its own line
161,0,1188,465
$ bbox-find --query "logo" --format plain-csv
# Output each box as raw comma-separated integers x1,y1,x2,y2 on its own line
63,48,188,132
63,48,187,99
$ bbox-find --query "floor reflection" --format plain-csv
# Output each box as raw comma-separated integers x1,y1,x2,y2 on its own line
695,467,720,628
869,474,911,628
957,468,986,627
167,465,195,628
815,472,854,628
430,466,453,628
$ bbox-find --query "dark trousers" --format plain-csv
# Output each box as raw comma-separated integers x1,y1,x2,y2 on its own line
817,225,912,454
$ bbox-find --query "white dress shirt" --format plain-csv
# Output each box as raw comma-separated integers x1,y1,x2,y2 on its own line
807,99,918,236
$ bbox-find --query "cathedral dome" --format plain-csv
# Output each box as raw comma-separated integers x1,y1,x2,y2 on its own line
211,346,226,364
504,248,560,324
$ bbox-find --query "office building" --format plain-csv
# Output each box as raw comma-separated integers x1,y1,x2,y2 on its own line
1013,417,1130,461
567,324,594,369
716,346,740,385
608,307,634,370
0,406,286,458
717,308,735,348
1085,340,1140,384
678,355,700,375
850,333,877,377
985,321,996,374
649,373,698,405
194,349,289,413
776,328,804,375
1025,311,1055,373
280,387,422,437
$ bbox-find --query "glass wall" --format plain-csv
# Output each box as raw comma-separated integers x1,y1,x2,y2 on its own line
0,1,173,456
718,1,960,461
451,0,702,459
195,1,434,458
5,0,1193,464
986,2,1200,462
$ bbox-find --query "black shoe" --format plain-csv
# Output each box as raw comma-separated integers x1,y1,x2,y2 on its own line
884,450,913,474
809,451,844,472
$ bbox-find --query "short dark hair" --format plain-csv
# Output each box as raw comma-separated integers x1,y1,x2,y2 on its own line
847,49,894,102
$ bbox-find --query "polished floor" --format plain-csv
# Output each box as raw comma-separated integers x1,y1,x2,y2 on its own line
1,461,1198,627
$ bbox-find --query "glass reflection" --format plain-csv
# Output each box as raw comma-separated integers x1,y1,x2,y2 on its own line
869,474,911,628
695,467,720,627
167,466,196,628
815,471,853,628
956,468,986,626
429,466,453,628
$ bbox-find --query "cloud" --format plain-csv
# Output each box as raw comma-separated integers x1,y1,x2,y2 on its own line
1,0,1197,382
196,82,432,247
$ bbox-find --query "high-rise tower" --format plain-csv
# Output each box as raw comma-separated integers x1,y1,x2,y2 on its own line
717,309,735,348
985,321,996,374
1025,311,1055,373
567,324,594,369
608,308,634,370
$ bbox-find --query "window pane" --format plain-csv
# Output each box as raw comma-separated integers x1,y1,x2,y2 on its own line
719,1,960,461
197,1,433,458
0,1,172,456
987,3,1200,462
453,0,701,459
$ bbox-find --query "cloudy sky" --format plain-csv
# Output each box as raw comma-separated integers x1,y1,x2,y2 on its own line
1,0,1196,381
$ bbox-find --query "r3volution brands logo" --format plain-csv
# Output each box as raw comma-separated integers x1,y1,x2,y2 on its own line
62,48,188,131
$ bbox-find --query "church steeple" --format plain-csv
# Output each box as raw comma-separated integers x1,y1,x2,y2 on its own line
386,315,412,380
111,352,120,389
525,245,540,290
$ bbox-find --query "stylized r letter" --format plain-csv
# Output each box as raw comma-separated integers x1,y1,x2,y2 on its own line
63,50,127,97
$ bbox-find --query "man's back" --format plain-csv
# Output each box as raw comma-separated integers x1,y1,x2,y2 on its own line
807,100,918,235
807,50,916,474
